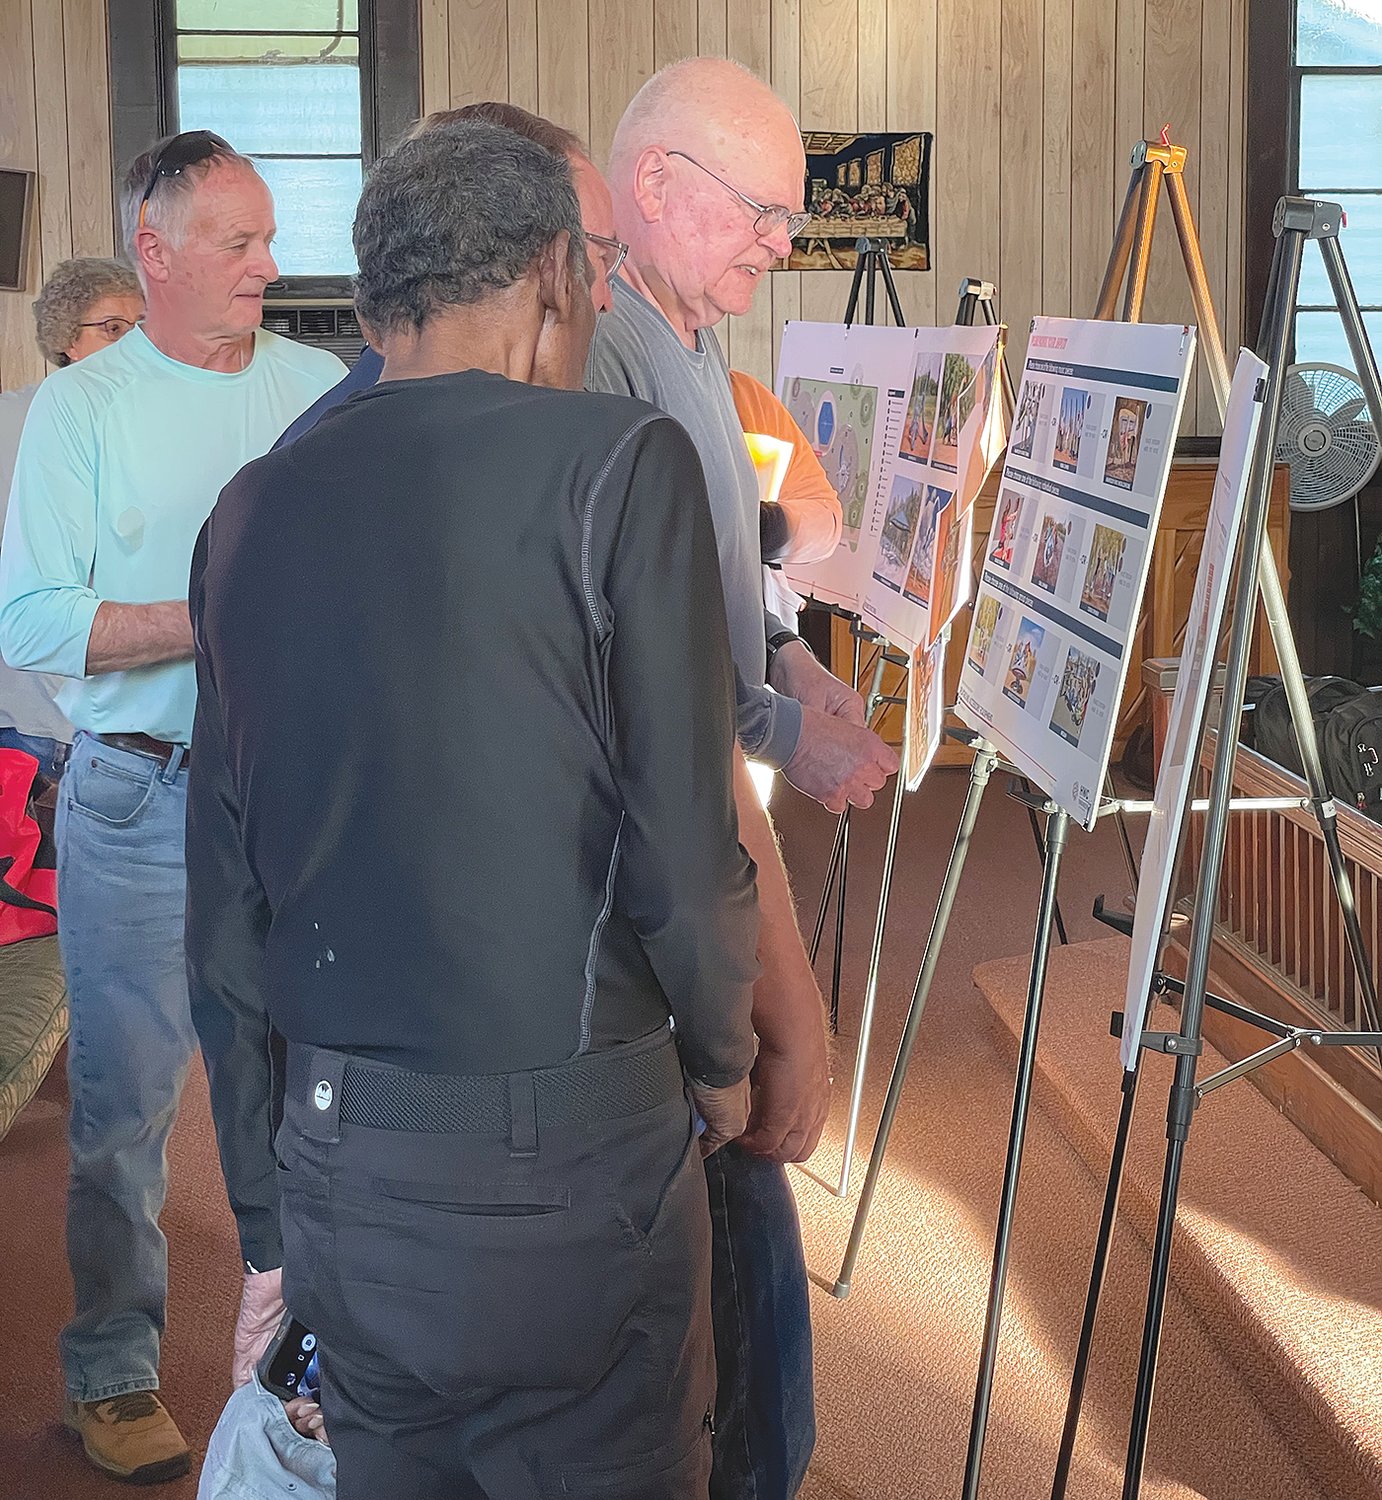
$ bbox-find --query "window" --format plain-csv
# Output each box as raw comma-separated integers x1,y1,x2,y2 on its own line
108,0,419,295
1292,0,1382,365
171,2,365,277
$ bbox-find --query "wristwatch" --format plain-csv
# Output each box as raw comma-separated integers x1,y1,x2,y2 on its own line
766,629,813,673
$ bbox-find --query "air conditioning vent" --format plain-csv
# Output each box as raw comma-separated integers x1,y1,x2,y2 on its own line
260,299,365,366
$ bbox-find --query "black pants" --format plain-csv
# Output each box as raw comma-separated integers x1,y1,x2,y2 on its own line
276,1030,714,1499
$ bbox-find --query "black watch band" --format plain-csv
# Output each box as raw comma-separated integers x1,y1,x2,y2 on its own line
766,629,811,671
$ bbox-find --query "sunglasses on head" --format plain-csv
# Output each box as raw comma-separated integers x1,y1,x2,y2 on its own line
137,130,231,229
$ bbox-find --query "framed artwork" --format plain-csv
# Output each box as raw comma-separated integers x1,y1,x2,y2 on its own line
788,131,933,272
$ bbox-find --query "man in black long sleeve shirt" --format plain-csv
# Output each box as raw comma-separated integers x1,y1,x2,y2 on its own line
186,120,758,1499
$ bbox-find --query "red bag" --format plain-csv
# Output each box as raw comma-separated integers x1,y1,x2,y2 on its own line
0,748,58,944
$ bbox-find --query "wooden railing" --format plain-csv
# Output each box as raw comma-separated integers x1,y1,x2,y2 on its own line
1171,734,1382,1203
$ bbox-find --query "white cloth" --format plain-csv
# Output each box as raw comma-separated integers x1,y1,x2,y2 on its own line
197,1373,336,1500
0,383,74,742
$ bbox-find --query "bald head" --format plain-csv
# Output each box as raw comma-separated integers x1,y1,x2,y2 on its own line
610,58,802,195
608,58,804,337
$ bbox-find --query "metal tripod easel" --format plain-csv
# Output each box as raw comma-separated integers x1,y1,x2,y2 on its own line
1038,171,1382,1500
1114,195,1382,1500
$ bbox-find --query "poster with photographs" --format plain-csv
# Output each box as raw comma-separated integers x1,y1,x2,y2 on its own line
1121,351,1267,1066
860,321,1006,652
956,316,1196,830
905,635,947,790
777,320,920,611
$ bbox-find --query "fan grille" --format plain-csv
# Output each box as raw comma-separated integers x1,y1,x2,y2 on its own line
1276,362,1380,511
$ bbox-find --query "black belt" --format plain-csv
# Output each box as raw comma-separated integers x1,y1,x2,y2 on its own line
322,1032,685,1135
95,732,189,768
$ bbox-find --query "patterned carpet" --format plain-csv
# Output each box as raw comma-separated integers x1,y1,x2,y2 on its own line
0,766,1373,1498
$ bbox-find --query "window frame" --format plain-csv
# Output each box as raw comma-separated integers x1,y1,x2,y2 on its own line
108,0,419,300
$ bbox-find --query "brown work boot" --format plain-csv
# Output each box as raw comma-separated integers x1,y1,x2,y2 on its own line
63,1391,191,1484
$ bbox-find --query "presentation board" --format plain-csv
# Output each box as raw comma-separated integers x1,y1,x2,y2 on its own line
777,320,1005,649
860,324,1007,653
777,321,919,612
956,316,1196,830
1120,349,1268,1066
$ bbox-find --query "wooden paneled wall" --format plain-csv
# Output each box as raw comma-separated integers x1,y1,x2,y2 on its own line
0,0,115,392
422,0,1249,437
0,0,1249,426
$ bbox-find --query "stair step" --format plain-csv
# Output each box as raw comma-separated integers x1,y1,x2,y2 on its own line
974,935,1382,1500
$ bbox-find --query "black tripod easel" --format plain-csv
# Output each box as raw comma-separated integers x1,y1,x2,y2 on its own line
1113,195,1382,1500
1039,177,1382,1500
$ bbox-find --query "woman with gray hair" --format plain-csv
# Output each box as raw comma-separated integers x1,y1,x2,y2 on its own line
0,257,144,776
31,256,143,367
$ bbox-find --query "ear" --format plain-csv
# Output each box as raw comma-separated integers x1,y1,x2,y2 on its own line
132,226,173,286
536,230,577,324
630,146,670,226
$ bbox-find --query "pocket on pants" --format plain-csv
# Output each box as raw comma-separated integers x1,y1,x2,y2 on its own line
331,1169,648,1397
66,752,156,827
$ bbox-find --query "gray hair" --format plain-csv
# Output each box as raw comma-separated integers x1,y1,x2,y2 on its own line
32,257,143,366
118,134,258,267
352,121,587,337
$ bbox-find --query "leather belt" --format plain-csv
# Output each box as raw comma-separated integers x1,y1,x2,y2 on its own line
95,732,190,769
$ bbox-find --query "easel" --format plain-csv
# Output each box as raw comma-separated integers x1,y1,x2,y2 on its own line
808,277,1026,1204
1037,163,1382,1500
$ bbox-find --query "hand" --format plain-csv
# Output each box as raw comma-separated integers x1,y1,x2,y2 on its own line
738,1023,831,1164
783,706,900,814
233,1266,285,1389
689,1074,752,1155
284,1397,329,1445
769,641,867,724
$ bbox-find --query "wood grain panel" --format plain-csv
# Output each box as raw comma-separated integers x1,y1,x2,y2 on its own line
654,0,698,68
697,0,726,56
31,0,72,274
1042,0,1074,319
857,0,886,133
1142,0,1203,422
62,0,112,259
0,0,40,392
934,0,1000,304
886,0,936,329
999,0,1044,351
420,0,450,114
588,0,653,164
537,0,590,144
449,0,508,106
1070,0,1116,317
723,0,774,379
507,0,538,112
0,0,1257,427
1197,0,1231,428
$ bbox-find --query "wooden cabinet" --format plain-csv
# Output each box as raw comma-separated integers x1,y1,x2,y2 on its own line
829,460,1291,765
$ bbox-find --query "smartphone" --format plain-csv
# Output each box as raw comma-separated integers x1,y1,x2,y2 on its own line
257,1312,320,1402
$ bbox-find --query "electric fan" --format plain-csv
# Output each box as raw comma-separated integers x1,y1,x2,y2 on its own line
1275,361,1380,511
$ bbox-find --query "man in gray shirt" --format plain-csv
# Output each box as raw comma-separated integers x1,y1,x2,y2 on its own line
589,57,899,1500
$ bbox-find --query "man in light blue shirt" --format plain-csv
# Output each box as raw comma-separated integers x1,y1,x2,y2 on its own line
0,130,343,1485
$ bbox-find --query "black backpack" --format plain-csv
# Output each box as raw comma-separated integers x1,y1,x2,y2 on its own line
1248,675,1365,776
1320,691,1382,814
1244,674,1382,816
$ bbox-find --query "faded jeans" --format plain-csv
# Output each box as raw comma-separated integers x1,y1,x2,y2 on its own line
56,732,196,1401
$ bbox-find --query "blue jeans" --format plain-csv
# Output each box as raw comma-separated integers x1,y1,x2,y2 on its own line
0,726,69,781
56,732,196,1401
706,1145,816,1499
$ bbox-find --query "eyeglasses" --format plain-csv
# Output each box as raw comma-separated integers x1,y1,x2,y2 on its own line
585,231,628,282
77,317,142,342
666,151,811,241
137,130,231,229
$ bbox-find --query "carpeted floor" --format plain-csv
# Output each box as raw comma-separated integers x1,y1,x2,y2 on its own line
0,765,1363,1498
